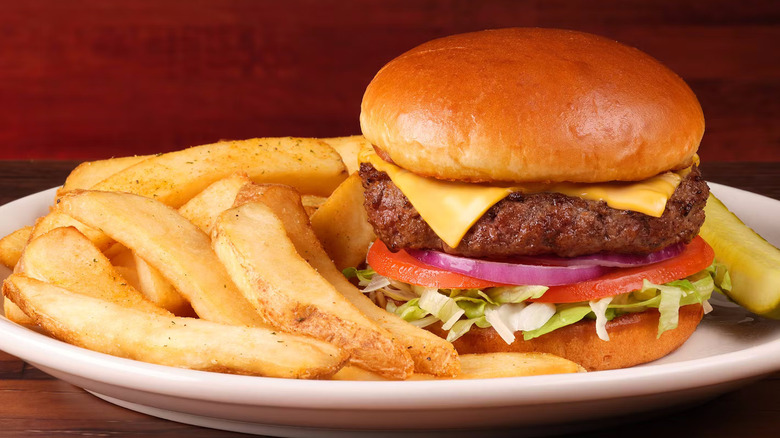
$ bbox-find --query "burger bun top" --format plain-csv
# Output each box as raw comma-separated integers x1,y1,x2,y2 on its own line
360,28,704,183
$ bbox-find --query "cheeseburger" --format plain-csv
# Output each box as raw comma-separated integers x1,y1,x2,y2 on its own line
350,28,721,371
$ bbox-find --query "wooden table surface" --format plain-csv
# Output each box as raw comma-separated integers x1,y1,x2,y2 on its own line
0,160,778,437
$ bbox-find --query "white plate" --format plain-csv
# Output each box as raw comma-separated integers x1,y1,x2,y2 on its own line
1,184,779,437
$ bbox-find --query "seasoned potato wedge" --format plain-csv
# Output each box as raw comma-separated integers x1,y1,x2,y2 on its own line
319,135,371,176
81,137,347,208
132,253,195,317
178,173,252,234
300,195,327,216
3,275,347,379
58,155,152,196
331,353,584,380
17,227,170,316
212,201,414,379
0,226,31,270
234,184,460,377
57,190,268,328
456,353,585,378
3,297,34,326
30,211,114,252
309,173,376,271
109,247,195,317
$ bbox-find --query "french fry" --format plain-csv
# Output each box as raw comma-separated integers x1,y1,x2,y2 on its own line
109,246,195,317
79,137,348,208
178,173,252,234
30,211,114,252
331,353,584,380
1,225,52,326
301,195,327,216
320,135,371,176
235,184,460,377
57,190,268,328
212,201,414,379
45,172,258,318
109,247,142,290
2,226,35,325
108,175,253,314
17,227,170,316
455,353,586,378
0,226,31,270
58,155,152,196
133,253,196,317
3,275,347,379
100,173,251,316
4,298,34,326
309,173,376,271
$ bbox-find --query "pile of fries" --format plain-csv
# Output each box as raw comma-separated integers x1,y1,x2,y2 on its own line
0,136,584,380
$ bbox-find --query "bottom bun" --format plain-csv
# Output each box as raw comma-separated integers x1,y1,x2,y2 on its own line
427,304,703,371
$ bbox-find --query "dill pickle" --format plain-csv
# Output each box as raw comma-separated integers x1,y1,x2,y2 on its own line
699,194,780,318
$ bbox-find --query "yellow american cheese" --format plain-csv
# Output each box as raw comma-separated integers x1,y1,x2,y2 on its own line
361,149,686,248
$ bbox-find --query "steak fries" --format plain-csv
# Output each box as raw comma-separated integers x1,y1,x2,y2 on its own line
4,275,346,379
212,201,414,379
0,135,586,380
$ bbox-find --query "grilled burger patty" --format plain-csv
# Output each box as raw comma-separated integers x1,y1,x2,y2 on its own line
360,163,709,258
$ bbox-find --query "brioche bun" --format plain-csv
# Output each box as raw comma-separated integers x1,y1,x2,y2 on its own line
360,28,704,183
427,304,704,371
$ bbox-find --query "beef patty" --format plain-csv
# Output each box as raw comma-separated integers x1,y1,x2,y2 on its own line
359,163,709,258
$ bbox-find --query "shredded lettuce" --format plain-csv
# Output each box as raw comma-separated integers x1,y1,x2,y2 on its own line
515,302,557,331
342,266,376,284
524,274,716,340
409,315,439,328
362,274,391,293
707,261,732,293
484,305,516,344
589,296,613,341
418,288,465,330
485,285,548,304
653,280,685,338
344,262,725,344
391,298,428,322
452,296,487,319
522,305,594,340
447,316,490,342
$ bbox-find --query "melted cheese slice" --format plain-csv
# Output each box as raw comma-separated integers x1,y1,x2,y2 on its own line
361,149,686,248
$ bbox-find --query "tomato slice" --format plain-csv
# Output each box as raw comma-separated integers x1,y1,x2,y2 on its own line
367,236,715,303
534,236,715,303
367,240,500,289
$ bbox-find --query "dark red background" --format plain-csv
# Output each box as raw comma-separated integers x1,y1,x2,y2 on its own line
1,0,778,161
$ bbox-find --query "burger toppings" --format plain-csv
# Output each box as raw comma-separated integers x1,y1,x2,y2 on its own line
510,242,686,268
364,235,715,302
355,158,717,346
532,237,714,303
406,243,686,286
409,245,609,286
346,238,727,343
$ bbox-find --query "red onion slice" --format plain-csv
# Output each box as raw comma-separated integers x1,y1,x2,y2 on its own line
514,243,686,268
407,250,611,286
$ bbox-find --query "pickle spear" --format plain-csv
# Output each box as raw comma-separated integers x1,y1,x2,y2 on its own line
699,193,780,319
